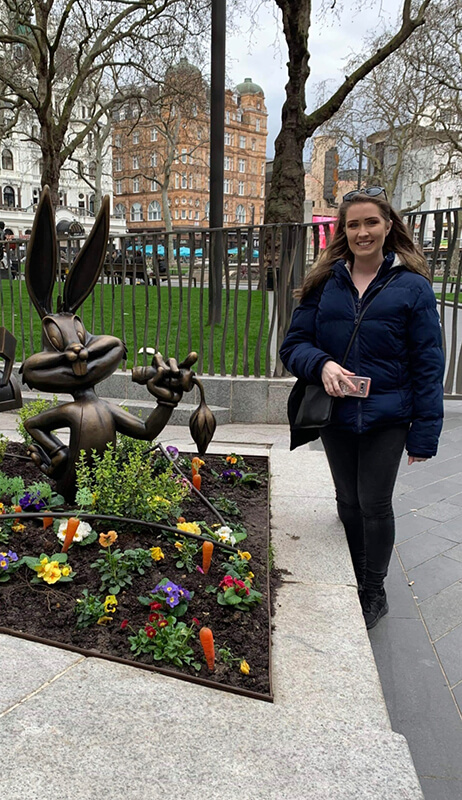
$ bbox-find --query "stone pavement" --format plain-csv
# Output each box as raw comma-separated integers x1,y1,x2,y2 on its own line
367,402,462,800
0,414,423,799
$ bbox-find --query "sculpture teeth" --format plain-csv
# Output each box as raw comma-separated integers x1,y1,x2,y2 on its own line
73,360,87,376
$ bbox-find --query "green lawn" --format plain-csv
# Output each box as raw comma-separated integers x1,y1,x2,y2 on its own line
1,279,269,376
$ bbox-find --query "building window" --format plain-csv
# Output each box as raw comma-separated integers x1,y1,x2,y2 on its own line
175,209,179,219
114,203,126,219
435,197,441,209
238,181,245,196
239,136,246,149
151,128,158,142
225,111,230,124
205,201,210,220
148,200,162,221
115,180,122,195
133,131,140,145
2,149,13,170
82,106,87,118
151,152,157,167
195,211,199,220
181,149,187,163
251,139,256,151
88,132,93,150
133,156,139,170
181,174,187,189
3,186,15,207
133,177,140,192
189,174,193,189
114,134,121,148
189,209,193,219
114,157,122,171
224,132,231,146
181,209,186,219
224,179,231,194
256,119,260,132
130,202,143,221
175,174,179,189
88,161,96,180
237,109,243,122
224,214,228,223
224,156,230,170
447,196,453,208
89,194,95,214
238,159,245,173
236,204,246,224
151,180,157,191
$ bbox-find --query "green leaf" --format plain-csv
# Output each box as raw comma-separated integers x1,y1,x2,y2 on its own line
225,594,242,605
205,585,217,594
108,585,120,594
137,595,152,606
79,531,97,546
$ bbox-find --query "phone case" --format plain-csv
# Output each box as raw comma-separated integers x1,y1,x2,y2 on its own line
339,376,371,397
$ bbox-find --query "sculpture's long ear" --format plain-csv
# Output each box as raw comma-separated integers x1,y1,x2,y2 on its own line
63,195,110,313
25,186,57,318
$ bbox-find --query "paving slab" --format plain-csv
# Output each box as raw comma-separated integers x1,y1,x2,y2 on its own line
418,581,462,640
0,657,423,800
395,512,437,544
419,777,462,800
408,554,462,602
396,531,458,571
0,635,83,714
386,551,420,620
272,582,388,727
415,501,462,522
433,623,462,687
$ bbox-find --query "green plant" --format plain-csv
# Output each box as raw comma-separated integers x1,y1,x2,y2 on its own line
173,537,200,572
0,549,21,582
17,395,58,446
0,472,25,503
268,542,275,571
222,452,247,469
210,495,242,517
22,553,74,584
74,590,118,629
127,614,201,670
90,544,153,594
75,442,189,521
221,550,254,582
215,575,262,611
138,577,193,618
212,466,261,487
0,433,8,465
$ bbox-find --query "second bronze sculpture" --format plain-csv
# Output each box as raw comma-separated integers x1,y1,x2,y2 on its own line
20,187,216,501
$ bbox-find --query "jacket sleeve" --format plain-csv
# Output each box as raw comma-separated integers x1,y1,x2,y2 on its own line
406,282,445,458
279,288,332,383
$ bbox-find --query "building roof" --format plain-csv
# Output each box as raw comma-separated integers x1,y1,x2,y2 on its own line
235,77,264,96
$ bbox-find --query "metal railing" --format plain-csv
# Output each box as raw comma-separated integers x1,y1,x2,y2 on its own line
1,210,462,392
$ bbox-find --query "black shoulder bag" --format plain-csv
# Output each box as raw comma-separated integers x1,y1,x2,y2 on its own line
287,273,397,450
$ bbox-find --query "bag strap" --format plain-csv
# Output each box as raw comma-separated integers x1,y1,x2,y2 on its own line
340,272,397,366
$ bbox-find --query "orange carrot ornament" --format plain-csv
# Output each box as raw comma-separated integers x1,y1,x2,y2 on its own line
13,505,22,513
192,473,202,491
199,626,215,671
202,541,214,574
61,517,80,553
43,516,53,530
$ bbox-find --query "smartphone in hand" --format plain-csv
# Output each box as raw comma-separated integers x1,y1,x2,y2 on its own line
339,376,371,397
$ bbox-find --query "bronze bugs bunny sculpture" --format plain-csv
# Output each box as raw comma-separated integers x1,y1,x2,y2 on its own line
20,187,216,501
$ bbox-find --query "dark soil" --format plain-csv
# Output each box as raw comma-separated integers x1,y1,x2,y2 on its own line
0,442,278,698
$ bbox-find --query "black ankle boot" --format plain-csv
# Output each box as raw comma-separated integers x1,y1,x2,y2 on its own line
361,587,388,630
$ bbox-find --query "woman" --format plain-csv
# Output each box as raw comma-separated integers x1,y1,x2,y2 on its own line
279,188,444,630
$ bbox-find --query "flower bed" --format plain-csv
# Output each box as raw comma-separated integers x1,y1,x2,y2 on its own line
0,441,274,700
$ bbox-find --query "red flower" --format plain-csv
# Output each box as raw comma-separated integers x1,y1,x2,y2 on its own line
150,602,162,610
192,617,200,626
149,613,160,622
120,619,128,630
145,625,157,638
219,575,234,589
158,619,168,628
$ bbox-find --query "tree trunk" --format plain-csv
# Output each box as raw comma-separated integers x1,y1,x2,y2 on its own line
265,0,311,225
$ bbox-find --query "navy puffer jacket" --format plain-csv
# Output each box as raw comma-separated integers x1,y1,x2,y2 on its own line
279,252,444,457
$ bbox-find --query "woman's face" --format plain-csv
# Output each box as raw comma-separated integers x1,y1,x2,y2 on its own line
344,202,392,263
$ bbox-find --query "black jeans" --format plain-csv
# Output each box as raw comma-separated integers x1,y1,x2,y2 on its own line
320,424,408,590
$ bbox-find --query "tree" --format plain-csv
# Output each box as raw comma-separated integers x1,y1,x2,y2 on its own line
264,0,434,224
317,24,460,213
0,0,209,207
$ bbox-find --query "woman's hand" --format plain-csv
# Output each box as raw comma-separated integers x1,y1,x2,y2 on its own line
321,360,356,397
408,456,428,465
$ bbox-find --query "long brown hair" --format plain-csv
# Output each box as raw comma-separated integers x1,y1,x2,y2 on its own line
296,194,430,300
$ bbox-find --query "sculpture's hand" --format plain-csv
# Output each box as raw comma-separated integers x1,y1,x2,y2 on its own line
28,443,69,478
132,352,197,407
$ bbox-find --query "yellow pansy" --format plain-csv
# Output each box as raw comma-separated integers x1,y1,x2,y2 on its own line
238,551,252,561
240,659,250,675
177,521,201,536
247,571,254,581
12,522,25,533
174,541,183,550
104,595,118,613
150,546,165,561
61,565,72,577
96,615,113,626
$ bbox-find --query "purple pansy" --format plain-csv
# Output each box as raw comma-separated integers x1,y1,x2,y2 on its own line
166,446,179,461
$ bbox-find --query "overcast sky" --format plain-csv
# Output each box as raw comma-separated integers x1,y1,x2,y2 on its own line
225,0,405,157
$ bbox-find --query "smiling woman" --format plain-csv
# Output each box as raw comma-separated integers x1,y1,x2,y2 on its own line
280,189,444,631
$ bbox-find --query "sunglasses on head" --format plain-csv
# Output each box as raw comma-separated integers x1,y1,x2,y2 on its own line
343,187,387,202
